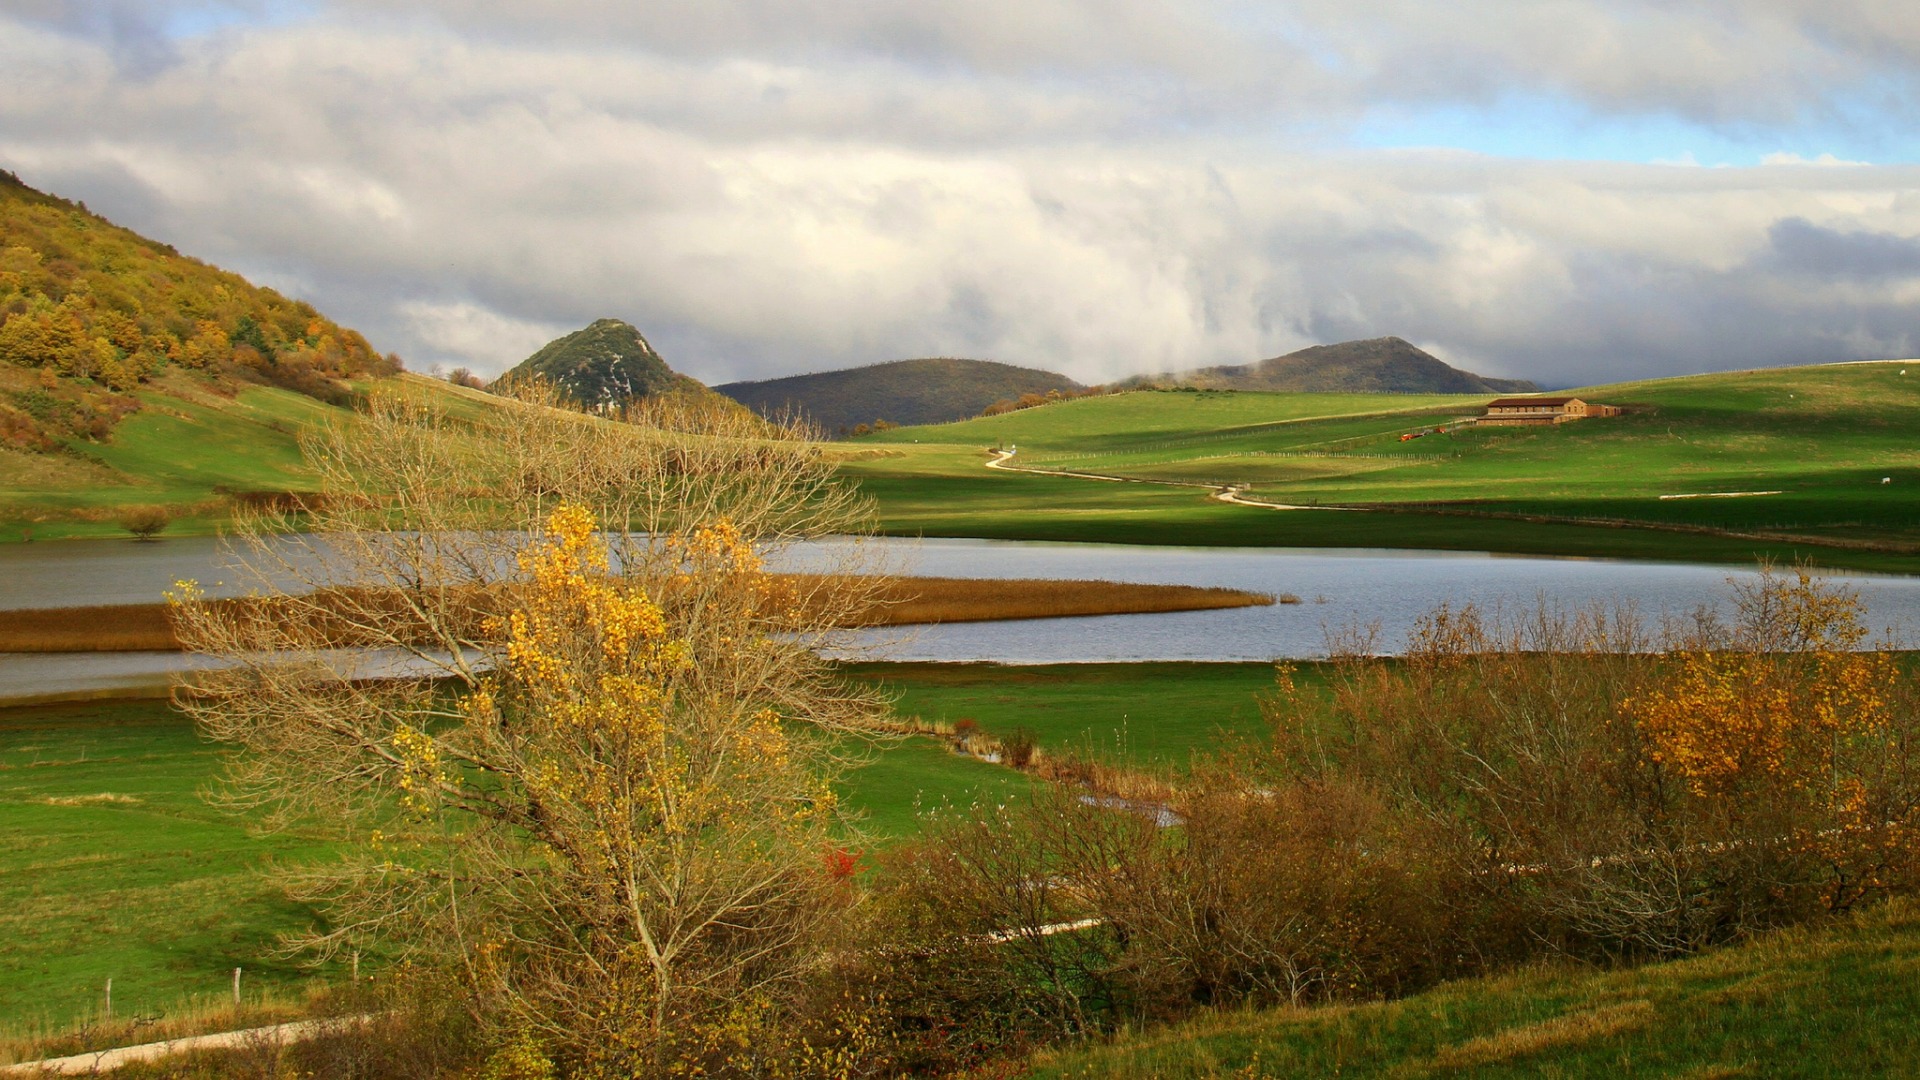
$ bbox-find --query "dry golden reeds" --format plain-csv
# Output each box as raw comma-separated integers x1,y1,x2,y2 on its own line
848,576,1272,627
0,576,1271,652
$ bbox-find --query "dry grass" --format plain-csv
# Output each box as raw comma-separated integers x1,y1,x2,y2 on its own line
0,603,180,651
854,576,1272,627
0,994,315,1067
0,577,1270,652
1430,1000,1655,1068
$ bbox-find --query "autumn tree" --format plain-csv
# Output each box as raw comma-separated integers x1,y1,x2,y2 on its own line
170,382,893,1075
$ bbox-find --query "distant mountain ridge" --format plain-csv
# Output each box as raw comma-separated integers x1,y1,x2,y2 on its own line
1148,337,1537,394
717,357,1084,433
495,319,736,412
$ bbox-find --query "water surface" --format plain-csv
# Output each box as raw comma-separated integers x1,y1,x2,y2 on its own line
4,535,1917,700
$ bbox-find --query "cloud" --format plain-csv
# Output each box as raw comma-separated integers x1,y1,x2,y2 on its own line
3,4,1920,388
1761,152,1872,166
1765,218,1920,280
397,300,573,372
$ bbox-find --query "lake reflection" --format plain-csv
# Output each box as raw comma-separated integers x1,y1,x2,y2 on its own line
4,535,1919,700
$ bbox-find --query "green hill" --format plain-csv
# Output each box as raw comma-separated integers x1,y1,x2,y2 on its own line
842,362,1920,570
0,169,396,437
1144,336,1538,394
496,318,738,413
0,169,501,541
1023,899,1920,1078
716,357,1084,434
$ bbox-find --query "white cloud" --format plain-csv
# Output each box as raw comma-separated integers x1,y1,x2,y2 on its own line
397,301,571,373
2,4,1919,387
1761,152,1873,167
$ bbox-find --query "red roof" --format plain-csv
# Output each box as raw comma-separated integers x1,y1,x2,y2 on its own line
1485,396,1578,409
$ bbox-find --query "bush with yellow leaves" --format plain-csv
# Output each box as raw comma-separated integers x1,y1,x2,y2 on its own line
171,382,893,1077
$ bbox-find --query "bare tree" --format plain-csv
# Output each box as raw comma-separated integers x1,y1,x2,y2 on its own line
170,380,893,1074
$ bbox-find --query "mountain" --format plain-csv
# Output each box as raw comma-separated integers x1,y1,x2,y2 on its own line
716,357,1085,433
1150,337,1537,394
494,318,737,412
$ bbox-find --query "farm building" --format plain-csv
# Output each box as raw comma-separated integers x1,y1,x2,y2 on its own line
1476,396,1622,426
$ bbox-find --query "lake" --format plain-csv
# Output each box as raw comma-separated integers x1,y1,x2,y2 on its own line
3,535,1918,700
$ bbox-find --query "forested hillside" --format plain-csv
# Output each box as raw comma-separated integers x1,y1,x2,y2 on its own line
0,169,396,453
717,356,1084,433
1144,336,1539,394
0,169,418,540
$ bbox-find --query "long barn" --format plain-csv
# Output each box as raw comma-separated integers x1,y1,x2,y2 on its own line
1477,396,1622,426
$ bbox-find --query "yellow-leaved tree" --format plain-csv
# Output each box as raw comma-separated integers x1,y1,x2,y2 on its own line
1628,569,1916,916
171,381,891,1076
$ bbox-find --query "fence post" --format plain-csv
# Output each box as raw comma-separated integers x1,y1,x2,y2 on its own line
233,967,242,1008
104,978,111,1022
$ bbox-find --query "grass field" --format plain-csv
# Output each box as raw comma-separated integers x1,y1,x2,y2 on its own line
0,699,337,1034
0,694,1025,1030
1022,898,1920,1078
0,662,1280,1031
0,373,497,544
857,661,1284,769
1,661,1286,1031
846,364,1920,572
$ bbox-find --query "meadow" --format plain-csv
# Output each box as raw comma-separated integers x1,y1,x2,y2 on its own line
1022,898,1920,1078
846,363,1920,572
0,372,500,543
0,662,1271,1034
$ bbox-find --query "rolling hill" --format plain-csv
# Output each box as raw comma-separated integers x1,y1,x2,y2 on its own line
1144,336,1538,394
842,361,1920,570
1025,899,1920,1078
716,357,1084,433
0,170,501,541
494,318,741,413
0,170,397,445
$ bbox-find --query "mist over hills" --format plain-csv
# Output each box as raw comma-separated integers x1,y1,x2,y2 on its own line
716,357,1083,433
1144,337,1539,394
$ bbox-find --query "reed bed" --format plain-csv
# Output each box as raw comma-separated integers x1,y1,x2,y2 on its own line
852,576,1272,627
0,603,180,652
0,577,1272,652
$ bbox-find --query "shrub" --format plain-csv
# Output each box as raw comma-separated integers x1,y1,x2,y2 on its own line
119,504,171,540
1000,726,1038,769
1266,569,1920,962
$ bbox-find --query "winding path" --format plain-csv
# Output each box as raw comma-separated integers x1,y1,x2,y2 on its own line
986,449,1353,511
4,1018,361,1076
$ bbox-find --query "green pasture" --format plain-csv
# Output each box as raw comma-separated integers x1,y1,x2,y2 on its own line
0,374,488,543
856,662,1283,769
869,389,1482,452
0,699,336,1033
1024,898,1920,1078
846,364,1920,572
1,660,1281,1030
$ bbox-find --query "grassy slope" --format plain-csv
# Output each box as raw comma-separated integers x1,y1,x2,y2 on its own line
1024,899,1920,1078
0,663,1272,1030
0,666,1139,1029
0,699,336,1032
845,366,1920,572
0,373,501,542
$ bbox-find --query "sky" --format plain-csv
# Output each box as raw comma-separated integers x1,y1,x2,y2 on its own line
3,2,1920,387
